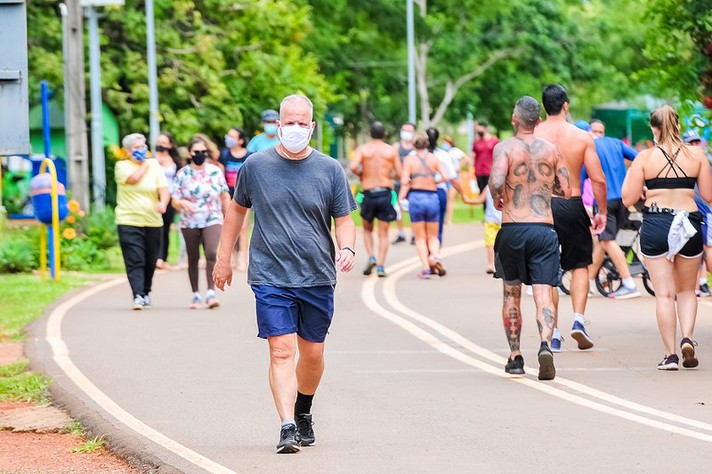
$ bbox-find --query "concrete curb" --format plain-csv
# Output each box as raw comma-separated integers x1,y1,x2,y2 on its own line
25,276,183,474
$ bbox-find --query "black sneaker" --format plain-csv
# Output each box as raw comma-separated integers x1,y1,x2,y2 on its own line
505,355,525,375
276,423,301,454
392,234,406,244
698,283,711,297
680,338,699,368
657,354,679,370
296,413,315,446
537,342,556,381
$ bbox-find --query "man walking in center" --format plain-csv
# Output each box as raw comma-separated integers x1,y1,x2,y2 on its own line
588,119,641,299
350,121,402,277
535,84,607,352
213,95,357,454
490,96,571,380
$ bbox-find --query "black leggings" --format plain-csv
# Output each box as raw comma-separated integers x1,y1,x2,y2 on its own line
158,204,176,262
181,225,222,292
118,225,162,298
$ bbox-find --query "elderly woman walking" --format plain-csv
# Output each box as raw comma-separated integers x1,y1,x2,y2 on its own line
171,136,231,309
115,133,170,310
622,105,712,370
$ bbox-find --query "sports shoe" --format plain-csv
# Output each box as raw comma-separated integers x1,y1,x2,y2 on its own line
697,283,711,297
276,423,301,454
504,355,525,375
657,354,679,371
206,292,220,309
363,256,377,276
551,335,563,353
417,269,432,280
681,338,699,368
296,413,315,446
537,342,556,381
376,265,386,278
430,259,447,277
143,294,152,308
571,320,594,350
392,234,407,244
608,286,641,300
132,295,145,311
189,294,202,309
410,236,416,245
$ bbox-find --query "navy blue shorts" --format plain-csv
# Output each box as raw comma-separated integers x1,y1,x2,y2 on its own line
252,285,335,343
494,223,560,286
408,190,440,223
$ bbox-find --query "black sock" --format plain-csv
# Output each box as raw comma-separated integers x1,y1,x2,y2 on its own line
295,392,314,416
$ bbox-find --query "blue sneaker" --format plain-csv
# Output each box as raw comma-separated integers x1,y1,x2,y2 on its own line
551,335,563,353
608,285,641,299
376,265,386,278
363,256,377,276
571,320,593,350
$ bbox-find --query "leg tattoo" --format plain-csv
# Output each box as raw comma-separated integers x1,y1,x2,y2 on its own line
502,284,523,354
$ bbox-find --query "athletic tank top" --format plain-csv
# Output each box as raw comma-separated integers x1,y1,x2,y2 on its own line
410,152,437,180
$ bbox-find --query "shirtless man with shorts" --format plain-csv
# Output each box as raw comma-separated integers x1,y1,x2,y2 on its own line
351,122,402,277
490,96,571,380
535,84,607,352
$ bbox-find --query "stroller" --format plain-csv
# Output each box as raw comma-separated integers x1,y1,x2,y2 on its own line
593,206,655,296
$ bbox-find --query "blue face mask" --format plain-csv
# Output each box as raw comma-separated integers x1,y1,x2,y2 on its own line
225,136,239,148
441,144,452,152
264,123,278,135
132,148,148,162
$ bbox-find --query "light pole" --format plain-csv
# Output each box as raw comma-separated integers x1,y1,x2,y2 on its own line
146,0,160,152
406,0,416,125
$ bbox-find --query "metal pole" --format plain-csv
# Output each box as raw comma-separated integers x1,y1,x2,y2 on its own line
406,0,416,125
41,81,52,158
62,0,90,211
146,0,160,152
87,6,105,210
466,110,474,158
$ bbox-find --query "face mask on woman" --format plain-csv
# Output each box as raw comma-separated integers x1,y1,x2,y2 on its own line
155,145,169,153
224,136,239,149
132,148,148,162
190,151,207,166
278,124,313,154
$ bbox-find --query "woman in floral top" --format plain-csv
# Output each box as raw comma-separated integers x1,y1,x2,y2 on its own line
171,136,231,309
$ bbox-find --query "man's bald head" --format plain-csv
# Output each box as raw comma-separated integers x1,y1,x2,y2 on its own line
280,94,314,122
513,96,541,130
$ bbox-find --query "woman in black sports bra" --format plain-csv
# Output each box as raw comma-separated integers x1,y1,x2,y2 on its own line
622,105,712,371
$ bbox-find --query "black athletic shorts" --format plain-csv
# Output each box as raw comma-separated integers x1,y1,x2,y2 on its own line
360,188,397,223
552,197,593,270
640,211,703,258
494,223,560,286
600,198,628,242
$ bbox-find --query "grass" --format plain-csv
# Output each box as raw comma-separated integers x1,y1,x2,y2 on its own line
72,435,106,453
0,370,51,404
0,360,29,378
62,420,85,437
0,274,88,341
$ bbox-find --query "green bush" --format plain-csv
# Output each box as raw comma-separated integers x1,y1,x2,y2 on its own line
86,209,118,250
0,239,37,273
61,238,102,271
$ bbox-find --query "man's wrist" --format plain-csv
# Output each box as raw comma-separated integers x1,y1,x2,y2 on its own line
341,246,356,256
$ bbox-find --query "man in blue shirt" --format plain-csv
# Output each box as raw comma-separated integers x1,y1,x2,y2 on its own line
247,109,281,153
588,119,640,299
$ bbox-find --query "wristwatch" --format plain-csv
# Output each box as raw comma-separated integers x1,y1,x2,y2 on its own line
341,247,356,256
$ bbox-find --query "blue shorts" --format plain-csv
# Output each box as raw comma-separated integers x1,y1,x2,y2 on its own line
252,285,335,343
408,190,440,223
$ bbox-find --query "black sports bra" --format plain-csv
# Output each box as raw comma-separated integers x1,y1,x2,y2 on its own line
644,146,696,190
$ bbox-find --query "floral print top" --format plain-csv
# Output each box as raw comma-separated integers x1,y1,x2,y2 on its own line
170,163,229,229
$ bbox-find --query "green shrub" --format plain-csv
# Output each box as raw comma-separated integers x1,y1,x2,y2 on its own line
0,239,37,273
61,238,102,271
87,209,118,250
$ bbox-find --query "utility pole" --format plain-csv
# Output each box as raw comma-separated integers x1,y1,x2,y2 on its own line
62,0,90,211
86,6,105,210
406,0,416,125
146,0,160,151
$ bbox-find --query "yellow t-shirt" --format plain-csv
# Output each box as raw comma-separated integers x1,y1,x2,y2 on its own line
115,159,168,227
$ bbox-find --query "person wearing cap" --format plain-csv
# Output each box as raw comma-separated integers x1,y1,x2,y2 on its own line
582,119,641,300
684,130,712,296
247,109,282,153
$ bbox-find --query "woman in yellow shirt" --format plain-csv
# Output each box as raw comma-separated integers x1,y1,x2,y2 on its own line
115,133,170,310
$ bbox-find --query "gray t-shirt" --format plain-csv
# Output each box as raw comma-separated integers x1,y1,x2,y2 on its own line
234,147,357,287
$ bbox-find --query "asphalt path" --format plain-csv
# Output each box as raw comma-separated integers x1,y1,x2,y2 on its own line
30,222,712,473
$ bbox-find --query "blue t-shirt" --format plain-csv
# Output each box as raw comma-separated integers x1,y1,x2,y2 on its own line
246,133,280,153
219,148,251,194
584,137,637,201
234,148,357,287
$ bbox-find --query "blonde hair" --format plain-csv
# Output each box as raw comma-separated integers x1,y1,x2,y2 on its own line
649,105,689,158
413,132,429,150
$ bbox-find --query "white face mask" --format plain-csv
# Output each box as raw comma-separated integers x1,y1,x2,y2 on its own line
279,124,313,153
400,130,414,142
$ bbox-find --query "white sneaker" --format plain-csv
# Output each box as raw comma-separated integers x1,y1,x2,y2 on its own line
608,286,641,300
132,295,145,311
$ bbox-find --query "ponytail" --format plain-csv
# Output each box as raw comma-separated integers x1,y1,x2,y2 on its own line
650,105,689,158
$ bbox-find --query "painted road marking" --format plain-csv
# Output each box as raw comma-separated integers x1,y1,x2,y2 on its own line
46,278,238,474
363,240,712,442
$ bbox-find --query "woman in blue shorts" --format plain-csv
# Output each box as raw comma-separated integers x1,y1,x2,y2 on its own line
399,132,452,279
622,105,712,370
